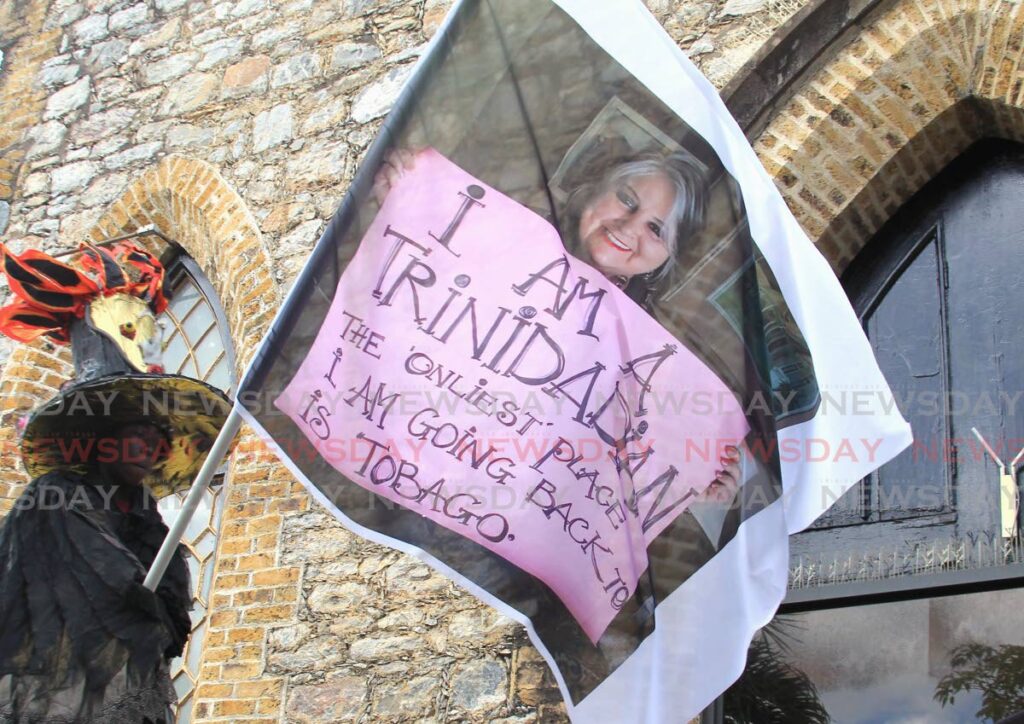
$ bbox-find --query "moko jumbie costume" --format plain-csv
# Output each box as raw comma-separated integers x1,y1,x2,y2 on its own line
0,241,231,723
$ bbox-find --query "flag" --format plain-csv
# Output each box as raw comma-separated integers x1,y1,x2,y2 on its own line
236,0,913,719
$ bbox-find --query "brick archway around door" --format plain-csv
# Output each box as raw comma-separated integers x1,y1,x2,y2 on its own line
734,0,1024,273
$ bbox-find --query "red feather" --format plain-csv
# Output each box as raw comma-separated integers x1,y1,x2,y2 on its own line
0,301,70,344
109,242,168,312
0,243,98,314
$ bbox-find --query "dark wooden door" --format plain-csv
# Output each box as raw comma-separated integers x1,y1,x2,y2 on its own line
790,140,1024,580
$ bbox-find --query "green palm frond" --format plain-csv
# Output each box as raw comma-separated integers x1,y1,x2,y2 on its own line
723,618,830,724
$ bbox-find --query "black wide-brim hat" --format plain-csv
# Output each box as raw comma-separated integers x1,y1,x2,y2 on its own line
20,373,232,499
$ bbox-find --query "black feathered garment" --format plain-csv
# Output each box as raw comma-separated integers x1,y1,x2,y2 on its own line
0,471,191,724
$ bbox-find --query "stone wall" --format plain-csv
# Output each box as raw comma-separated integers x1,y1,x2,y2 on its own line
0,0,869,722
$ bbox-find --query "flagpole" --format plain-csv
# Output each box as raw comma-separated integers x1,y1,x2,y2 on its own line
144,406,244,591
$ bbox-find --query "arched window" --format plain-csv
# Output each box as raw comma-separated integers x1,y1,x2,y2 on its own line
150,240,236,724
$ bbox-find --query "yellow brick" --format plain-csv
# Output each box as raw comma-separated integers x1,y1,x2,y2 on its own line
256,697,280,715
235,679,283,698
219,537,253,555
209,609,239,628
242,604,296,623
215,572,251,590
197,649,228,666
237,644,263,659
250,481,288,498
274,586,299,603
220,520,248,539
215,698,257,716
237,552,276,570
247,514,282,534
254,534,278,551
221,661,263,680
252,567,300,586
234,588,274,606
227,626,266,643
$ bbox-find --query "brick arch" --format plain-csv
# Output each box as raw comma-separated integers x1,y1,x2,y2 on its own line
752,0,1024,272
0,155,280,507
89,155,281,360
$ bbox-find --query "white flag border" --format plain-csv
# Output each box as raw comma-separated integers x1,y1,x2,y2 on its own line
547,0,913,719
231,0,915,720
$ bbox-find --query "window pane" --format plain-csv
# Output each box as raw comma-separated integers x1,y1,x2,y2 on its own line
173,672,193,702
866,238,948,517
168,279,201,317
162,330,189,376
195,531,216,560
187,619,207,674
201,557,215,603
195,335,223,379
183,496,212,543
175,695,193,724
207,357,232,392
186,553,201,600
182,302,216,344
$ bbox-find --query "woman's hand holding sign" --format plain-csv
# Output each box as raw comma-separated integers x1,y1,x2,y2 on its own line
373,147,420,205
700,444,742,504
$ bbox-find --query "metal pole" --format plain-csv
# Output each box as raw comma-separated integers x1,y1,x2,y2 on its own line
144,406,244,590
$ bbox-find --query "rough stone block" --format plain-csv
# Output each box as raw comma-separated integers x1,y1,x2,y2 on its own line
351,64,414,123
39,58,80,88
348,633,422,662
222,55,271,97
301,95,347,134
450,658,508,715
197,37,245,70
51,161,98,194
253,103,293,152
72,13,109,46
26,121,67,159
159,72,219,116
128,18,180,56
287,674,367,723
330,42,380,72
109,3,148,33
267,635,345,672
371,675,440,718
44,76,90,119
102,141,162,169
270,52,320,88
307,581,371,614
141,51,200,85
252,20,301,49
72,106,137,144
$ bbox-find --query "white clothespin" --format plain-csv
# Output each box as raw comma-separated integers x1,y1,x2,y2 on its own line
972,427,1021,539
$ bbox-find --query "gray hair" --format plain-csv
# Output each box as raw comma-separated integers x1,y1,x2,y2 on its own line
571,152,708,280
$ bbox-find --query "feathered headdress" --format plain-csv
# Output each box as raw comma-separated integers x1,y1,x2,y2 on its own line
0,241,231,498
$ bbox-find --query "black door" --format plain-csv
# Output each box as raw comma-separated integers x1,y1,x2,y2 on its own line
790,139,1024,583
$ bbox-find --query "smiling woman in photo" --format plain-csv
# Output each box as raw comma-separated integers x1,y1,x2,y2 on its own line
564,151,707,310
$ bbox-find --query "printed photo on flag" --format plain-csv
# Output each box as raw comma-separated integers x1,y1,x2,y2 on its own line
236,0,912,719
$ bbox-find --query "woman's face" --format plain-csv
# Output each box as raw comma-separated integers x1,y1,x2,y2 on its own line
578,172,675,279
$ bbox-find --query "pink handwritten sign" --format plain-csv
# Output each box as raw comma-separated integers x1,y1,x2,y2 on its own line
276,149,748,642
